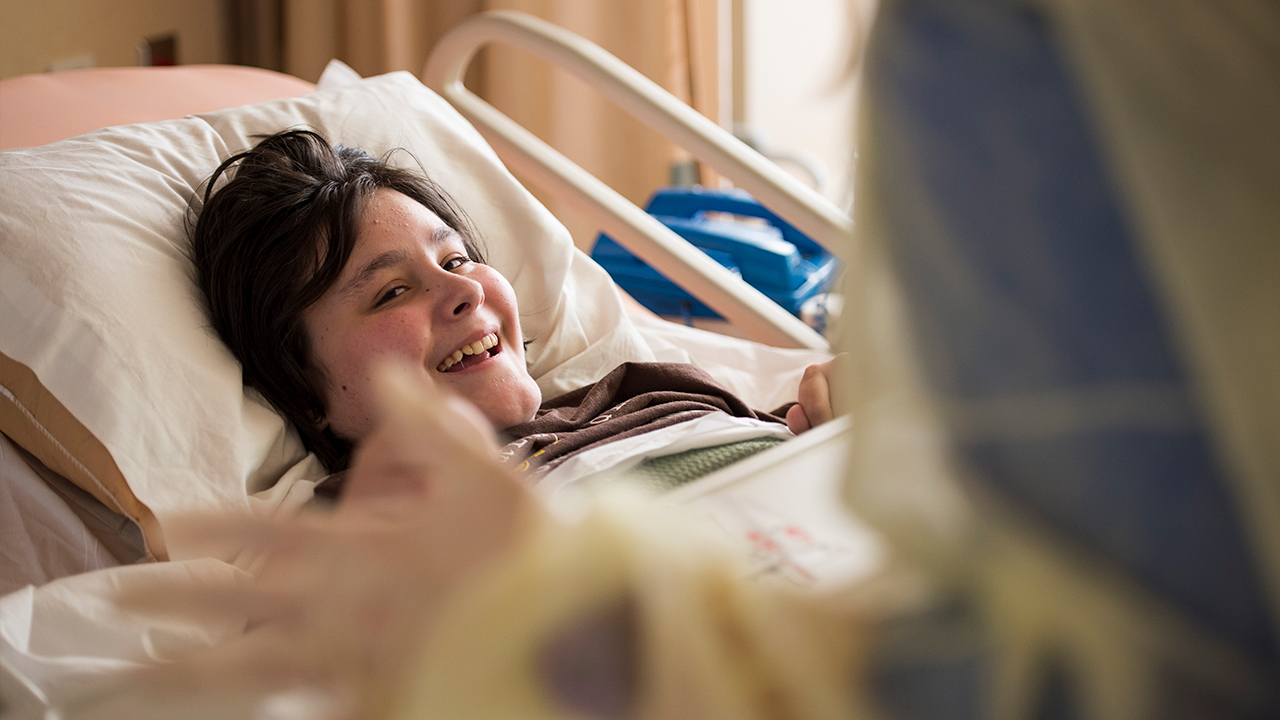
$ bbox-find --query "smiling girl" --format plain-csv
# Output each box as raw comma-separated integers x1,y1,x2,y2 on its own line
192,130,837,486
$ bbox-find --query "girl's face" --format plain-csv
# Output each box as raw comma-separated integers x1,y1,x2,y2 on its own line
303,189,541,442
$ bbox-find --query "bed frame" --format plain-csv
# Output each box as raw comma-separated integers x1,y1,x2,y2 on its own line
424,11,848,351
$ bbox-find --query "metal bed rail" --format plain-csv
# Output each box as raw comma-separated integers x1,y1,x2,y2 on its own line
423,10,851,351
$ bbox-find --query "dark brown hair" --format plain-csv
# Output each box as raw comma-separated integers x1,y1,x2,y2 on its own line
190,129,485,471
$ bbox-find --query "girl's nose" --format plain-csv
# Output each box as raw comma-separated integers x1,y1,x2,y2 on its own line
436,273,484,321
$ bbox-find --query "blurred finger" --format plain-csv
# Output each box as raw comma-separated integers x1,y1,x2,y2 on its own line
339,362,499,513
167,506,400,558
116,575,304,630
373,360,501,466
342,360,522,520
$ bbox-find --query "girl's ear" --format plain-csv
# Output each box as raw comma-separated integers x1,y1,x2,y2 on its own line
306,371,331,431
310,402,330,431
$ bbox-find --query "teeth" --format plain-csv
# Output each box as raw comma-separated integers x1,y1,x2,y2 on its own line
436,333,499,372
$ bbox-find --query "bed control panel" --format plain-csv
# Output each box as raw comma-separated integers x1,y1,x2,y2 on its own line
591,187,840,322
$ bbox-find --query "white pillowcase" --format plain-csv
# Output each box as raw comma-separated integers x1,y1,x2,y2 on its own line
0,71,651,560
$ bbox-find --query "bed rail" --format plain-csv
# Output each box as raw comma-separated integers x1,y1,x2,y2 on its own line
424,10,847,351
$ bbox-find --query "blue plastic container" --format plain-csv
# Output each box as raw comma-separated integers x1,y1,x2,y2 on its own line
591,187,839,318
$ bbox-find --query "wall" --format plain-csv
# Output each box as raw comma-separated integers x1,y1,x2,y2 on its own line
739,0,874,209
0,0,224,80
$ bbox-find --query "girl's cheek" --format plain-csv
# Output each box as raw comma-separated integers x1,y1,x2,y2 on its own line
355,318,427,361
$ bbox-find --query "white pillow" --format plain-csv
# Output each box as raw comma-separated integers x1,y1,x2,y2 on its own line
315,59,364,90
0,72,650,560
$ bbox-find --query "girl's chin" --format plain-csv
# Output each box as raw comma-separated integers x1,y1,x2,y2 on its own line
436,370,540,427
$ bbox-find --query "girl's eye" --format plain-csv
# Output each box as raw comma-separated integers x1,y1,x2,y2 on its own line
375,286,407,307
443,255,471,271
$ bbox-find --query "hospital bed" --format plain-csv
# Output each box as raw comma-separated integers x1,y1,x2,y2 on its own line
0,10,873,716
5,4,1280,719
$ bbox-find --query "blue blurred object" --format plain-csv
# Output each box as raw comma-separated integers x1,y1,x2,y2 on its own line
860,0,1280,717
591,186,839,318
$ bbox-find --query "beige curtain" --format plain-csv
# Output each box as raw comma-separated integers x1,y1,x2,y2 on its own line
276,0,720,249
279,0,481,84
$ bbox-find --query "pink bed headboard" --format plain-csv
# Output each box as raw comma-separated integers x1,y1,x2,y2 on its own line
0,65,316,151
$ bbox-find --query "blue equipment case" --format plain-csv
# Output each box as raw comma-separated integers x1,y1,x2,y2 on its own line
591,187,839,318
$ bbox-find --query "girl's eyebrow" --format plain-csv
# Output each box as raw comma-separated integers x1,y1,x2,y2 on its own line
336,226,459,302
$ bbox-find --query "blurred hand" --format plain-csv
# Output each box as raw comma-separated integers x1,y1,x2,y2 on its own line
785,354,846,434
102,362,538,719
